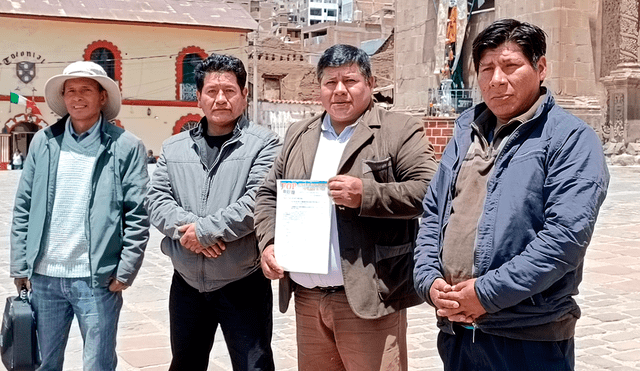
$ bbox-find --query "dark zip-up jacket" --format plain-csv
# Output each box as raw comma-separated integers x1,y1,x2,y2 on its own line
414,91,609,339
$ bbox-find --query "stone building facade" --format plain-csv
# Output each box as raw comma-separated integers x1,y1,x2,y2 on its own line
599,0,640,160
395,0,610,147
249,37,318,103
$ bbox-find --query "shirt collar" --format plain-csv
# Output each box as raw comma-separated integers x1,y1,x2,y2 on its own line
66,114,102,142
321,114,360,143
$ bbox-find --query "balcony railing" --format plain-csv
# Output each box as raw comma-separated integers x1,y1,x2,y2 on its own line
427,85,482,117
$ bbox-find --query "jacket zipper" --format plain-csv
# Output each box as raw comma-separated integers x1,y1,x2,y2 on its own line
472,322,477,343
197,129,242,290
203,132,241,199
87,136,110,288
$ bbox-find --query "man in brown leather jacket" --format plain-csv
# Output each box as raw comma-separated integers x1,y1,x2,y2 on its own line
254,44,437,371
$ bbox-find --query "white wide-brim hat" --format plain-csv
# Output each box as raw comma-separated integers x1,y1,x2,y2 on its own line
44,61,121,121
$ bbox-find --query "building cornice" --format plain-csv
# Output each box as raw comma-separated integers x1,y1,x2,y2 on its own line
0,13,252,33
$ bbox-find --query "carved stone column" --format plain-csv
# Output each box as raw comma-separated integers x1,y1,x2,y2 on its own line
601,0,640,148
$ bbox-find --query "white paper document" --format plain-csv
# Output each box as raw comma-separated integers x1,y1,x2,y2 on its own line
275,180,332,274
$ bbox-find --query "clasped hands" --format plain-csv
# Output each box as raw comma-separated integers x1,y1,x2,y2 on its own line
429,278,487,324
178,223,226,258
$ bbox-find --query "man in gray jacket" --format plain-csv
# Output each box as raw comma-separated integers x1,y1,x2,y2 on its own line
146,53,281,371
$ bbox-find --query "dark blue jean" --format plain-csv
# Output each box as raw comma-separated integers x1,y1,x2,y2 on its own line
168,269,275,371
438,325,575,371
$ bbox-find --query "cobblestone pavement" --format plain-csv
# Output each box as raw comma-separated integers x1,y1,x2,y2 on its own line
0,165,638,370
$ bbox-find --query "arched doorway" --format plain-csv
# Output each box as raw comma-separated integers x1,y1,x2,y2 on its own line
11,121,39,156
2,114,47,165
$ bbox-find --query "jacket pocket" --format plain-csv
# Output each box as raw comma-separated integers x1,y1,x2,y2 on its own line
362,157,395,183
374,242,413,302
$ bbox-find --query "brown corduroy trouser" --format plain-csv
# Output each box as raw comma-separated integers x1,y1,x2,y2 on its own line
293,286,408,371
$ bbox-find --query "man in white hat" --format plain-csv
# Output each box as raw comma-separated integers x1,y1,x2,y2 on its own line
10,61,150,371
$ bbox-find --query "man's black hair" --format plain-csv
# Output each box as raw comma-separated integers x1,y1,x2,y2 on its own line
472,19,547,73
195,53,247,91
316,44,372,83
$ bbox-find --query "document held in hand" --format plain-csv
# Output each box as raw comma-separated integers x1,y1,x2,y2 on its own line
275,180,332,274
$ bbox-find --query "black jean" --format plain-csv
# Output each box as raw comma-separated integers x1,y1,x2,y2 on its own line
168,269,275,371
438,325,575,371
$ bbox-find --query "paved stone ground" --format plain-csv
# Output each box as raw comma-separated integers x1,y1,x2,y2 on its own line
0,165,638,370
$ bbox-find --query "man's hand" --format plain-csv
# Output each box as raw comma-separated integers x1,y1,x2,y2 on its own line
178,223,226,258
178,223,206,252
437,278,487,323
430,278,459,312
108,278,129,292
328,175,363,209
201,241,226,259
261,244,284,280
14,277,30,294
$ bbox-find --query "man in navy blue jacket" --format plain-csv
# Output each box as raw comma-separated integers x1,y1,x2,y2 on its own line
414,19,609,370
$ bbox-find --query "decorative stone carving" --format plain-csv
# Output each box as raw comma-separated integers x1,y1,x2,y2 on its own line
612,93,625,142
600,0,640,150
602,0,621,78
601,0,640,78
620,0,640,63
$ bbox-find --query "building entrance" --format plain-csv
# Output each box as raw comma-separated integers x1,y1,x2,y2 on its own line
12,121,38,156
1,113,47,168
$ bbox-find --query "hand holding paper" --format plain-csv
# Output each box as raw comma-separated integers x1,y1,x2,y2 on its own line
328,175,363,208
261,244,284,280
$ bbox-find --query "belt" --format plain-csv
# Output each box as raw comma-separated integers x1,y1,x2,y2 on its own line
312,286,344,293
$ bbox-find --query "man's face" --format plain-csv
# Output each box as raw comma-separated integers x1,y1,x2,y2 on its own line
477,42,547,123
320,64,374,128
197,71,247,135
63,77,106,124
